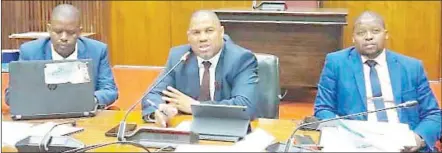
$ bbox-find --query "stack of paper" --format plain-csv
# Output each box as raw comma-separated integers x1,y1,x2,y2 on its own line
2,121,83,147
319,120,416,152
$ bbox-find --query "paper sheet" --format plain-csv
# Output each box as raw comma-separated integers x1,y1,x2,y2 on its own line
2,121,83,147
27,122,84,137
175,128,275,152
44,61,90,84
175,121,191,131
319,120,416,152
233,128,276,152
2,122,34,147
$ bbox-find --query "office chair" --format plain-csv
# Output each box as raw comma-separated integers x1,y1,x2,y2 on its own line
254,53,281,119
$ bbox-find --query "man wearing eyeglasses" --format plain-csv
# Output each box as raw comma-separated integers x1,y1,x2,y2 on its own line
314,11,441,152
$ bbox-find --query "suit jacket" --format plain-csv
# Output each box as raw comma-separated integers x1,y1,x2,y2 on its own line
314,46,441,151
142,35,259,119
5,37,118,106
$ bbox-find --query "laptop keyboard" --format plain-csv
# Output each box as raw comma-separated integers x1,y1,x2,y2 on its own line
199,134,240,142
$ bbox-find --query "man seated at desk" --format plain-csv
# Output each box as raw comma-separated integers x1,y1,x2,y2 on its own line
313,11,441,152
141,10,259,127
5,4,118,108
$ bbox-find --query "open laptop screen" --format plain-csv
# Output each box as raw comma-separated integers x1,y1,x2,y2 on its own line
8,59,97,120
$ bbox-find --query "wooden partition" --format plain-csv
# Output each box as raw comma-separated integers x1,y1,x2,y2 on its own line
1,1,440,81
214,8,347,100
108,1,252,66
1,1,109,49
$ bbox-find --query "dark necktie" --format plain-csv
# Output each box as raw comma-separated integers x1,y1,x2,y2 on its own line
198,61,211,101
366,60,388,122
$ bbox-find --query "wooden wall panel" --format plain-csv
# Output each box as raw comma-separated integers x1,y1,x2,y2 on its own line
108,1,171,66
323,1,441,80
108,1,251,66
1,1,108,50
170,1,252,48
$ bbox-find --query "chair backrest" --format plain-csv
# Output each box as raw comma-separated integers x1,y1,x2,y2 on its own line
110,65,164,110
254,53,281,119
2,73,10,114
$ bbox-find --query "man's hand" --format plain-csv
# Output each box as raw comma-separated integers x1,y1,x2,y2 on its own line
401,133,425,152
154,104,178,128
161,86,200,114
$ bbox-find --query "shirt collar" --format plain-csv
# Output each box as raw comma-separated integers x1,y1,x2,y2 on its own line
51,43,78,60
197,48,223,68
361,48,387,67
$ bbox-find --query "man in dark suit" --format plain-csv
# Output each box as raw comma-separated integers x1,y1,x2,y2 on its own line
314,11,441,152
142,10,258,127
5,4,118,107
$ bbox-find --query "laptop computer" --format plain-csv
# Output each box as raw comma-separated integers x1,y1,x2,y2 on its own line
8,59,98,120
190,104,251,142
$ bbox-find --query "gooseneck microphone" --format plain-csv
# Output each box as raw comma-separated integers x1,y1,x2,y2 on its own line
283,101,418,152
116,52,191,141
38,120,77,152
62,141,150,153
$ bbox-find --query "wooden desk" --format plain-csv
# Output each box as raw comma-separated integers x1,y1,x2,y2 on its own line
214,8,347,100
2,110,319,152
8,32,95,40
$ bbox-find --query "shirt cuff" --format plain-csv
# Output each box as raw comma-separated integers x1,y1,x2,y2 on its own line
143,112,156,123
95,96,106,109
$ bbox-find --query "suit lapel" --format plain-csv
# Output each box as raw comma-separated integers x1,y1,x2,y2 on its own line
214,47,226,101
386,51,403,120
44,41,52,60
186,52,200,100
349,49,367,111
77,39,88,59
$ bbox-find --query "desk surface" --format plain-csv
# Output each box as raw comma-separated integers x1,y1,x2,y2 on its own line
2,110,319,152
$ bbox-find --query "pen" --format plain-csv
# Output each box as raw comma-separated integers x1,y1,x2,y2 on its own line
337,120,365,138
146,99,169,117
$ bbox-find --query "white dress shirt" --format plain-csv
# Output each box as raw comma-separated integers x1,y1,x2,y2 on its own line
361,49,399,123
196,49,222,101
51,43,78,60
51,43,99,104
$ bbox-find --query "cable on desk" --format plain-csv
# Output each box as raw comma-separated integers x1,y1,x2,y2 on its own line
155,145,175,152
62,141,150,153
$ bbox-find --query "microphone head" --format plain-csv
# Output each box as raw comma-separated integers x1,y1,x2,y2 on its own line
399,101,418,108
180,52,191,61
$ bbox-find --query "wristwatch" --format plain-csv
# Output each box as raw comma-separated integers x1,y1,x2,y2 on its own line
97,104,106,110
94,97,106,109
143,113,156,123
